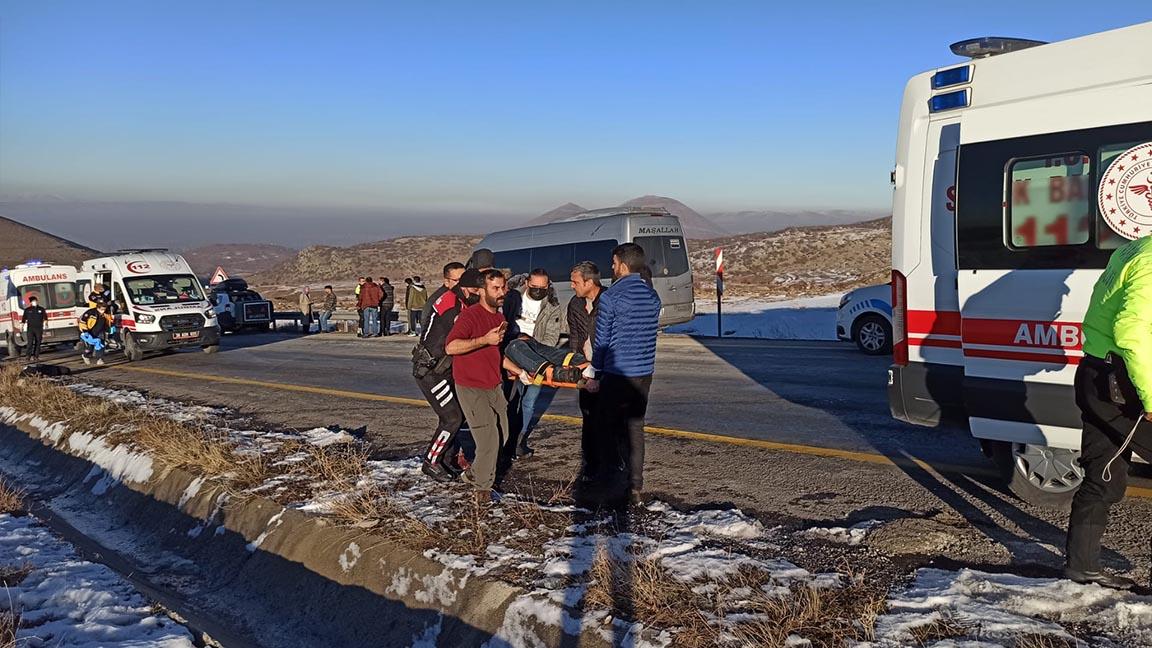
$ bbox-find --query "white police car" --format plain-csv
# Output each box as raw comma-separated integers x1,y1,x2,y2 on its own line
836,283,892,355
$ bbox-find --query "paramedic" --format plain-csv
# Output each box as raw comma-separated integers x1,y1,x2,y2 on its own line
1067,235,1152,590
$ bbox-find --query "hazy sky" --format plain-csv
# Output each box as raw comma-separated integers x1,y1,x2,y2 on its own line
1,2,1147,215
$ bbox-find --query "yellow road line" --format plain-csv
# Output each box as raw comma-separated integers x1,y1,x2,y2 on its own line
114,364,1152,498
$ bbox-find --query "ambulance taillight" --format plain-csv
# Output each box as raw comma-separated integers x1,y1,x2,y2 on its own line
891,269,908,366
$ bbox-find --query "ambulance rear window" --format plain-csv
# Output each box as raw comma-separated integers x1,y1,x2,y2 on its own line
1007,153,1092,248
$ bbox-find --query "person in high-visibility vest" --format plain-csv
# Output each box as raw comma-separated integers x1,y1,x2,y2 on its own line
1068,234,1152,590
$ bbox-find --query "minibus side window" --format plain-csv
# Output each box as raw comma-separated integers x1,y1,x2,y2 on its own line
573,240,618,273
1006,153,1091,248
493,249,531,276
532,244,576,279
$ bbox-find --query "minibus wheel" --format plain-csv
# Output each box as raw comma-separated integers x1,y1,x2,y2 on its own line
991,441,1082,510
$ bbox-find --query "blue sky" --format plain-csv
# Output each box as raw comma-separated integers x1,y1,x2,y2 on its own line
1,2,1147,216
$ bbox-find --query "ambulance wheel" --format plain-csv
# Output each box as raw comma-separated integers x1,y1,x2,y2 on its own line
853,314,892,355
123,334,144,362
202,344,219,354
991,441,1082,510
5,333,19,359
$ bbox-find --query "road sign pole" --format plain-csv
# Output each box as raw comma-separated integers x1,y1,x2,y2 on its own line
715,247,724,338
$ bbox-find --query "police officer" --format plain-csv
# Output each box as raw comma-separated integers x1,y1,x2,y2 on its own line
21,295,48,363
1067,235,1152,590
415,268,483,481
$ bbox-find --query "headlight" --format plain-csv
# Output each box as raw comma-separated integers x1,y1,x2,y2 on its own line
839,294,851,309
136,313,156,324
204,308,216,320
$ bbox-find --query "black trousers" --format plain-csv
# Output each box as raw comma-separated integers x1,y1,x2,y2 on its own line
416,372,467,471
579,388,600,475
25,330,43,359
1067,357,1152,571
595,373,652,491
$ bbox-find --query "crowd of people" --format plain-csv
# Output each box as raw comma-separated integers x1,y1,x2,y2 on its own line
296,274,429,336
413,244,661,505
283,246,661,504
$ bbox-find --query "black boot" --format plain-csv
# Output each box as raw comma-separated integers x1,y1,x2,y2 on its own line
1064,567,1136,590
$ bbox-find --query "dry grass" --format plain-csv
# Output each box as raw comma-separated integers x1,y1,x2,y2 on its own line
0,479,23,515
905,611,975,646
585,546,886,648
0,564,32,589
1012,633,1080,648
0,606,18,648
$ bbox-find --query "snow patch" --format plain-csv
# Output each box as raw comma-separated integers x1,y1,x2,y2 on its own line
67,431,154,486
799,519,881,546
178,476,206,508
339,542,361,572
0,512,195,647
667,294,839,340
245,510,285,552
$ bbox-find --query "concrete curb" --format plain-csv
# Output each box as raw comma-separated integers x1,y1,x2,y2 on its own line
0,411,615,648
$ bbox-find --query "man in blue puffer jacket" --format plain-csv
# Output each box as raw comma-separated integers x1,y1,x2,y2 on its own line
583,242,661,502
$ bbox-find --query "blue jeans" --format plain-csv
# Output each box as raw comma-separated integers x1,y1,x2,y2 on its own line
363,307,380,336
318,310,333,333
516,383,558,445
505,338,586,374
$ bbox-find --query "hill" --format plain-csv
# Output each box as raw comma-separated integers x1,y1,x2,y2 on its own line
0,215,101,270
527,196,728,239
706,209,890,235
249,234,482,308
688,217,891,299
182,243,297,278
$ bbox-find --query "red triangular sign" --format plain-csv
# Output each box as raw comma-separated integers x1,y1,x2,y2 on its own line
209,266,229,285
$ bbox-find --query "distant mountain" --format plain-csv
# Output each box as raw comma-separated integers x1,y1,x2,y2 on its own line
0,215,101,270
524,202,587,227
706,209,891,235
618,195,728,239
525,195,728,240
182,243,298,278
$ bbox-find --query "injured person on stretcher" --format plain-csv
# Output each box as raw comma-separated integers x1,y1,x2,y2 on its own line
503,336,591,388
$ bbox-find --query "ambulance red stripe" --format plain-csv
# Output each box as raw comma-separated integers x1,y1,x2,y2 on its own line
963,348,1081,365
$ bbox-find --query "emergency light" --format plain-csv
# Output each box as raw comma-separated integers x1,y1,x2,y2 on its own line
931,65,970,89
929,89,969,113
949,37,1047,59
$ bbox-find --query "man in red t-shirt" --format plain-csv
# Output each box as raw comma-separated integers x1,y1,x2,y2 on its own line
446,270,510,500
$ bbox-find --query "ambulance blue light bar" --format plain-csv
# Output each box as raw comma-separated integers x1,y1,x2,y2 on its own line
931,65,970,89
929,89,969,113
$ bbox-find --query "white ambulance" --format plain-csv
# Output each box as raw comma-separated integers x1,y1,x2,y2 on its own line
887,23,1152,507
1,262,82,358
80,250,220,361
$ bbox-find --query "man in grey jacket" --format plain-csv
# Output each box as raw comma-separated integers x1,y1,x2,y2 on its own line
504,268,568,457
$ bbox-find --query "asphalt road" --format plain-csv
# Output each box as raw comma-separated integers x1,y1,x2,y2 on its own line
10,331,1152,581
17,331,985,469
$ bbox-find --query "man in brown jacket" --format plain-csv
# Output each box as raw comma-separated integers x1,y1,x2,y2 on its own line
357,278,384,337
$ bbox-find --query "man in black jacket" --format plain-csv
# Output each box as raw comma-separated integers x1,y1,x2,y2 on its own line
415,268,482,481
568,261,604,480
21,296,48,362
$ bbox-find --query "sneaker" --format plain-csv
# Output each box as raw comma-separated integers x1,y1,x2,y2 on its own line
1064,567,1136,590
96,358,105,366
515,443,535,458
81,355,92,366
552,365,586,386
460,469,477,485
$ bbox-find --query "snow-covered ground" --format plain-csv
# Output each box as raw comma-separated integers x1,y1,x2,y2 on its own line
0,512,195,647
8,382,1152,646
668,294,839,340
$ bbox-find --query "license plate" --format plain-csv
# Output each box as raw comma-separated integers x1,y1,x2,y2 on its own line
42,330,54,339
172,331,200,340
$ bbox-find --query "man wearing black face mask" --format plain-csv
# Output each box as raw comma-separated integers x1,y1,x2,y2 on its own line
503,268,567,458
415,268,483,482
